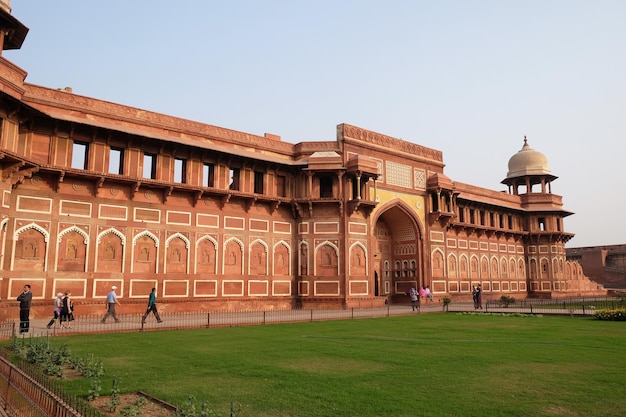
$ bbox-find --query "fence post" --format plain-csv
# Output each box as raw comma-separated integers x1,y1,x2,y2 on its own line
351,308,354,319
263,311,266,325
207,312,210,328
4,365,11,412
310,309,313,322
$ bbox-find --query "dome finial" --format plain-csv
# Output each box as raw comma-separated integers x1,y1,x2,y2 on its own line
523,135,527,145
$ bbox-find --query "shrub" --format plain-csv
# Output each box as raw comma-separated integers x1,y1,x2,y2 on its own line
593,308,626,321
500,295,516,307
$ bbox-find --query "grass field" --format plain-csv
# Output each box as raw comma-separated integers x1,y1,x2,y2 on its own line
33,313,626,417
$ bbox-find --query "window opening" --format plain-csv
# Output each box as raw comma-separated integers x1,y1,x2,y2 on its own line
203,163,215,187
108,147,123,174
143,153,157,179
71,141,88,170
254,171,264,194
229,168,240,191
174,158,186,183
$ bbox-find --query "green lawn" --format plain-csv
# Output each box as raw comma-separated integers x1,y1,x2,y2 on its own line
32,314,626,417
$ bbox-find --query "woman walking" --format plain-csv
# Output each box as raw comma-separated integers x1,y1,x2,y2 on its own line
46,292,64,329
60,291,74,329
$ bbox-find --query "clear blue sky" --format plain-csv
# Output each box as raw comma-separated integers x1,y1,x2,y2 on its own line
6,1,626,248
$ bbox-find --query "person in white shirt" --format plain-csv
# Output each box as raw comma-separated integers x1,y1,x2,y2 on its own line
101,286,122,323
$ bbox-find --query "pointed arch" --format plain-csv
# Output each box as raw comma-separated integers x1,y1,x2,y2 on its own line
490,256,499,279
273,240,291,276
540,257,550,280
314,240,340,276
132,230,159,274
447,253,458,279
133,230,159,246
459,253,469,279
12,222,50,271
480,255,489,280
195,235,218,274
431,248,445,277
349,241,368,277
552,258,560,281
56,225,89,272
529,258,538,280
518,258,526,280
249,239,269,275
470,254,479,279
371,198,428,299
165,233,190,274
564,261,572,279
372,198,425,240
223,237,244,275
96,227,125,273
14,222,50,242
498,256,507,279
57,226,87,243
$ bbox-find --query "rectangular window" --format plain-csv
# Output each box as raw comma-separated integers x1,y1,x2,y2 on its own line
276,175,286,197
499,213,504,228
319,176,333,198
108,147,124,175
469,209,475,224
254,171,264,194
203,163,215,187
538,217,546,231
508,215,513,230
143,153,157,179
71,141,89,170
229,168,240,191
174,158,186,183
458,207,465,223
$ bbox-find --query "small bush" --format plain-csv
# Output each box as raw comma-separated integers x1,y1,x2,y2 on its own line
593,308,626,321
500,295,516,307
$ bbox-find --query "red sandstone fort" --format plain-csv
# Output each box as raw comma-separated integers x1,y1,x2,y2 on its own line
0,2,607,321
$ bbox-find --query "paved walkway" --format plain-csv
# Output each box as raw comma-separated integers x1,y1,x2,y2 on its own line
8,303,447,340
8,300,599,341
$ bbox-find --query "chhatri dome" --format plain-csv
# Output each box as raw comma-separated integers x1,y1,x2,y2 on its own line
501,136,557,195
505,136,551,179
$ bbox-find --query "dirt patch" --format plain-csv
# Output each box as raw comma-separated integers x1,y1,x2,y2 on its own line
62,368,83,380
89,392,176,417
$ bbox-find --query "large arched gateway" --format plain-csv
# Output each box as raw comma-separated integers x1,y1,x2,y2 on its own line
372,201,426,304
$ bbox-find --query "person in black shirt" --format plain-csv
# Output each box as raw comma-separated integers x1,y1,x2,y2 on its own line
17,284,33,333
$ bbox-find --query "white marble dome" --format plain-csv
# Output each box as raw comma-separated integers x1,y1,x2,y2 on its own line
506,137,551,179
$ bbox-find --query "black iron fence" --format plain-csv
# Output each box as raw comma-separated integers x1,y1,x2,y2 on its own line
0,296,623,416
446,295,624,315
0,353,104,417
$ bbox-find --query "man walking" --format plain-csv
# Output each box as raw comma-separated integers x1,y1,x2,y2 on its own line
101,286,121,323
17,284,33,333
142,287,163,323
